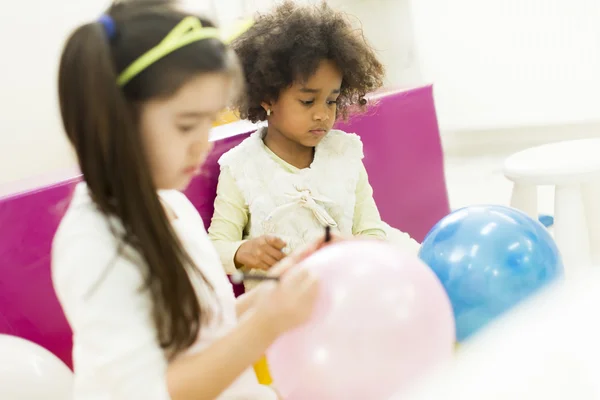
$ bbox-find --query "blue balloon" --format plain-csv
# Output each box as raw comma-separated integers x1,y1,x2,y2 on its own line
418,205,563,342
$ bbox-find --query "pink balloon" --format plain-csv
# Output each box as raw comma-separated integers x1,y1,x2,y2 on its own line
267,240,455,399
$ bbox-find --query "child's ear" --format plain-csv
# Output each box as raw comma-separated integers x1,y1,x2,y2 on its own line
260,101,272,112
261,101,274,118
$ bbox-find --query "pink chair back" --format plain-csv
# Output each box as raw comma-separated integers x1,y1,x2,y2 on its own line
336,86,449,241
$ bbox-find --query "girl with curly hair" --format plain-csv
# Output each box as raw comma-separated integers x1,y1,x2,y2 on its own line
208,1,420,291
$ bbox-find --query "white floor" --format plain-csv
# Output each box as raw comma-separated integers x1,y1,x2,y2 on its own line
444,154,555,217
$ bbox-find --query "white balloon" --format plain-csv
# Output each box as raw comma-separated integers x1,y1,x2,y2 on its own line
399,270,600,399
0,335,73,399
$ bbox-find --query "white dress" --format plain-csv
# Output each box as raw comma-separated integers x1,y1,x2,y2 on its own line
52,183,276,399
219,128,361,246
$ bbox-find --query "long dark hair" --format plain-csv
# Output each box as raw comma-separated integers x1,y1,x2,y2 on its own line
58,0,240,357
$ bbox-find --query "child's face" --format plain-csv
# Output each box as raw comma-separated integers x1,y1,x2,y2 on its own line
139,72,232,190
267,59,342,148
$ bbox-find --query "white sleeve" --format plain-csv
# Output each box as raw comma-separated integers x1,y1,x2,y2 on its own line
52,222,172,400
383,222,422,254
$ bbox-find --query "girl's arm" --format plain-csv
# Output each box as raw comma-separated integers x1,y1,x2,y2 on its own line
167,309,277,399
209,169,287,275
208,167,248,274
235,287,263,317
352,162,389,239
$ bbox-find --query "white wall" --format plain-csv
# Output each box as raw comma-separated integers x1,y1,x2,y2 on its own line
410,0,600,131
3,0,597,186
0,0,111,186
325,0,421,88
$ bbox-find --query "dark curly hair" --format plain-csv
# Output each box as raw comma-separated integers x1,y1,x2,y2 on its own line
232,1,385,122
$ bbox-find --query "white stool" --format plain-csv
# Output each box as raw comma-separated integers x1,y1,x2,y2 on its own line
503,138,600,274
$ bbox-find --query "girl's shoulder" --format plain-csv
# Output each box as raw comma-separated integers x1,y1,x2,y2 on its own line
54,184,200,248
319,129,364,160
53,182,118,250
218,129,264,168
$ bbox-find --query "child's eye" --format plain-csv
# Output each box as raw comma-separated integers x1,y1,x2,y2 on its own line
327,100,338,105
300,100,314,106
177,124,196,133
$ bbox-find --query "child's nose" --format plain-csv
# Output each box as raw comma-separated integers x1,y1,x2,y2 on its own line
313,106,331,121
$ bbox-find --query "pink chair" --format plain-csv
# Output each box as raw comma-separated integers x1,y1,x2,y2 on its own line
0,85,449,369
336,87,449,242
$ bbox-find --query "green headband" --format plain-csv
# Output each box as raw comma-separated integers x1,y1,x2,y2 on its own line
117,16,253,86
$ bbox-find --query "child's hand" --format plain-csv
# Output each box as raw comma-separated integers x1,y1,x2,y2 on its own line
254,263,319,337
267,236,330,277
234,235,287,271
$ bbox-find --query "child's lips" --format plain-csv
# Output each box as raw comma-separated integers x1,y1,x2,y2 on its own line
183,164,201,175
309,129,327,135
